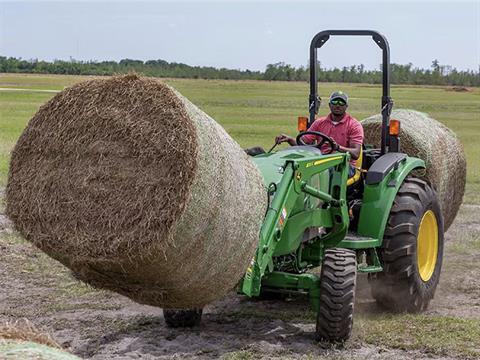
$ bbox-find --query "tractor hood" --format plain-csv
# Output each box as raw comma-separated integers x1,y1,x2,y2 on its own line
251,146,327,187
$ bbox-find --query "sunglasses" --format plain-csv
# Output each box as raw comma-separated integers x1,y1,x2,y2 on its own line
330,99,346,106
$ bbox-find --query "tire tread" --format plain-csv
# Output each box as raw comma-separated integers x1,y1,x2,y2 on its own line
316,248,357,342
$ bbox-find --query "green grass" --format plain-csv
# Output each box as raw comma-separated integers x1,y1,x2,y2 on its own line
449,230,480,254
0,73,95,90
221,351,256,360
1,73,478,201
1,231,27,245
354,314,480,359
224,302,480,358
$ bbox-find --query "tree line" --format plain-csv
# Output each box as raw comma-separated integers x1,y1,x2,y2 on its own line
0,56,478,86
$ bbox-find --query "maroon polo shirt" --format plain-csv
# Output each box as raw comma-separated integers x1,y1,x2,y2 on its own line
303,112,364,165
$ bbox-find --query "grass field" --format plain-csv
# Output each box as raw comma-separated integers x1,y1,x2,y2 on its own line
0,73,479,359
1,73,479,203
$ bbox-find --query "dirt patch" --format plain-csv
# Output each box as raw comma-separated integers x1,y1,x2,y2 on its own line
446,86,472,92
0,214,13,233
427,205,480,319
0,199,479,359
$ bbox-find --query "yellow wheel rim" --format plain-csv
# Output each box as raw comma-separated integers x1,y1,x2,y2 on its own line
417,210,438,282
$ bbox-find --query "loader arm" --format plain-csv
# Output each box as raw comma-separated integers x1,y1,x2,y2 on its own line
241,152,350,297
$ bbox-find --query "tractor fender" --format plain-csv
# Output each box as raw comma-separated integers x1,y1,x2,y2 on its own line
357,154,425,245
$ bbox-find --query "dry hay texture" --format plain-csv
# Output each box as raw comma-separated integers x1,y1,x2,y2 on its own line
0,320,60,348
0,320,80,359
7,75,267,309
362,109,466,231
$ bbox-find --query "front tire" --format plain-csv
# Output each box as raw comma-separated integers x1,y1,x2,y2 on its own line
316,248,357,342
163,308,203,328
370,177,444,312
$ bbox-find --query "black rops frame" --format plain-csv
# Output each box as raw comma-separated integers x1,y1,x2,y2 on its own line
309,30,395,155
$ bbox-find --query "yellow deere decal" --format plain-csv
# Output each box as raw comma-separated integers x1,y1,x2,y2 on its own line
306,156,343,168
245,256,255,276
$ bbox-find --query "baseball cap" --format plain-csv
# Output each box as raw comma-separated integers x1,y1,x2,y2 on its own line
329,91,348,104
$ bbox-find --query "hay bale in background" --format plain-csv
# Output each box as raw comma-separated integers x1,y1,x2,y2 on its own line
7,75,267,308
362,109,466,231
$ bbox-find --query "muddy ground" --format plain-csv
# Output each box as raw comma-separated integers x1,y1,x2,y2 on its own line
0,199,479,359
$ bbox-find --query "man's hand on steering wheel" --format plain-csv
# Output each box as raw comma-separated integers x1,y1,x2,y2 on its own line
330,139,340,152
295,131,339,154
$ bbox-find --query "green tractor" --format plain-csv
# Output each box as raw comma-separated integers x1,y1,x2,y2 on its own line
163,30,444,342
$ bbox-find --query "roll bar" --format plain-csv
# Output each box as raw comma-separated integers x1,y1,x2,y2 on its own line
308,30,394,154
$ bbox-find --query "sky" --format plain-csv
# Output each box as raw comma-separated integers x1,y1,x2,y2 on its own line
0,0,479,72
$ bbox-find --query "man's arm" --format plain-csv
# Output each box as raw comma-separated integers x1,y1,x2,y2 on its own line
275,119,321,146
275,134,297,146
337,143,361,160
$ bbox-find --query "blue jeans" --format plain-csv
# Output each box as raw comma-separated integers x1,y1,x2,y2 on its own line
348,165,356,178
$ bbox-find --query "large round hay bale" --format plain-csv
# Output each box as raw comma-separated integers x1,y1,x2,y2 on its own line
362,109,466,231
6,75,267,308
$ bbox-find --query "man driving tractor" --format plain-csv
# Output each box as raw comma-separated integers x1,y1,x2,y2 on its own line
275,91,363,177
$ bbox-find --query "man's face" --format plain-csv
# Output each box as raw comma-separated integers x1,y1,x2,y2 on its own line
329,99,348,116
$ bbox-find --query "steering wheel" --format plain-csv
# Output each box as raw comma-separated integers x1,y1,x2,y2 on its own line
296,131,337,154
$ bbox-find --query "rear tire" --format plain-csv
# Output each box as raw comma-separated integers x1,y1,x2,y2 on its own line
163,308,203,328
316,248,357,342
370,177,444,312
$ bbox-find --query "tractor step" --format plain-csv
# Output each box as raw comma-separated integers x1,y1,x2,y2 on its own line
344,233,376,241
357,264,383,273
339,233,383,273
338,232,379,249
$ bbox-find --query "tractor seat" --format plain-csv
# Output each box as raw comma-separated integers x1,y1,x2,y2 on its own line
347,147,363,186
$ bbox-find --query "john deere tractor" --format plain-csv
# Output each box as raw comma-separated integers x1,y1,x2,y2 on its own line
163,30,444,342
